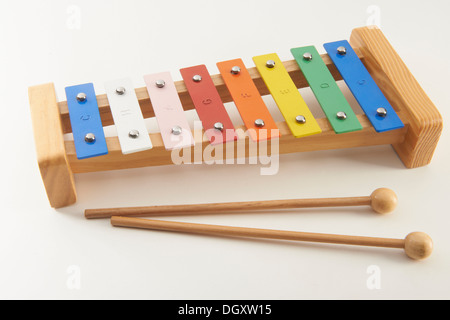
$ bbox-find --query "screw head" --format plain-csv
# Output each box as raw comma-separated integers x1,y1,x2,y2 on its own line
376,107,387,117
231,66,241,75
266,60,276,68
337,46,347,55
84,133,96,143
295,115,306,124
303,52,313,61
128,129,140,139
76,92,87,102
336,111,347,120
171,126,183,135
254,119,265,127
155,79,166,88
214,122,224,131
115,87,126,95
192,74,202,82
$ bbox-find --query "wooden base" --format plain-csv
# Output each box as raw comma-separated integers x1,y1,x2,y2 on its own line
28,26,443,208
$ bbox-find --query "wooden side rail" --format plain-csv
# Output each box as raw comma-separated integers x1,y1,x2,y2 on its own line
66,114,407,174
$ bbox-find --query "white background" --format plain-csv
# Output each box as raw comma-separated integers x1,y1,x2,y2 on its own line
1,0,449,299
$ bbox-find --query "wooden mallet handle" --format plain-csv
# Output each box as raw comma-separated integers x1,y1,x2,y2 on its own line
111,216,432,260
85,188,397,219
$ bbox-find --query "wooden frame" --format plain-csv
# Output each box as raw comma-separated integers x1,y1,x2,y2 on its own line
28,26,442,208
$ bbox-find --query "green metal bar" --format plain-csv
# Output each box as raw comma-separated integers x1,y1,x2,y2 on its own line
291,46,362,134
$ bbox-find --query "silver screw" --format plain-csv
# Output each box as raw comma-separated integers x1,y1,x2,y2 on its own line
266,60,276,68
171,126,183,135
128,129,140,139
84,133,96,143
377,107,387,117
231,66,241,75
155,79,166,88
295,115,306,124
214,122,224,131
303,52,313,61
193,75,202,82
337,111,347,120
337,46,347,55
255,119,265,127
76,92,87,102
115,87,126,95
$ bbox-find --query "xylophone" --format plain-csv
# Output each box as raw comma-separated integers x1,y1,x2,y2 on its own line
28,26,442,208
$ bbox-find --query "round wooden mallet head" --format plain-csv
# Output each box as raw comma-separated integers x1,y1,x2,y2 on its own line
404,232,433,260
370,188,398,214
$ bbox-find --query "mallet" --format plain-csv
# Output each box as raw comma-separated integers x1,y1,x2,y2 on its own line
85,188,397,219
111,216,433,260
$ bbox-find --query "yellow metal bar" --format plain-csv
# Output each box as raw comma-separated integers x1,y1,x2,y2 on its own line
253,53,322,138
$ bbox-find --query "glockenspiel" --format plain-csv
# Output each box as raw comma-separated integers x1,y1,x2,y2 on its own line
28,26,443,208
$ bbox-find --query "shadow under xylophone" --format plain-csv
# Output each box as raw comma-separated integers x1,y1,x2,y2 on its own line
28,26,443,208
